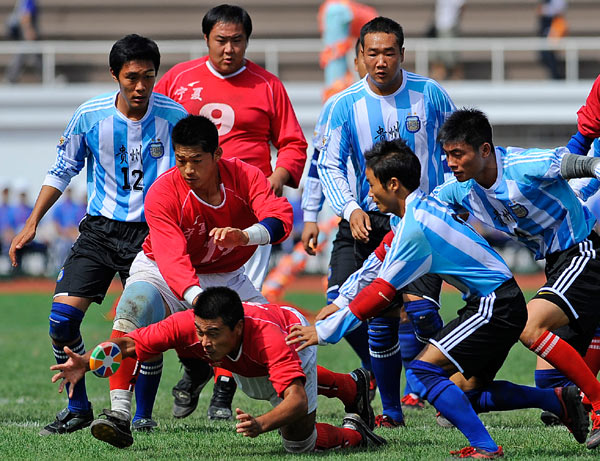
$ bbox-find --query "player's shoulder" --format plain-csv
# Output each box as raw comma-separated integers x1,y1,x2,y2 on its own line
66,91,117,132
162,56,208,79
244,59,281,82
328,79,367,115
146,167,180,197
149,93,188,119
405,71,452,97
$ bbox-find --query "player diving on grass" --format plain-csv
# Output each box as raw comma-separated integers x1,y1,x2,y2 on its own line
286,138,589,458
50,286,385,452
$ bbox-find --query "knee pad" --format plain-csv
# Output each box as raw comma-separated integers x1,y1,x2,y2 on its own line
282,427,317,453
368,317,400,356
49,302,85,344
397,321,425,361
404,299,443,343
114,281,166,332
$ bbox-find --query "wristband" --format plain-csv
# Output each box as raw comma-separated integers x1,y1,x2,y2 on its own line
244,223,270,245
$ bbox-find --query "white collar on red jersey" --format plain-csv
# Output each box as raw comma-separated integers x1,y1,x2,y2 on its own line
206,59,247,79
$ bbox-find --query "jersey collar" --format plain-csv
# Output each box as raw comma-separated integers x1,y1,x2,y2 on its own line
206,59,247,79
363,69,406,99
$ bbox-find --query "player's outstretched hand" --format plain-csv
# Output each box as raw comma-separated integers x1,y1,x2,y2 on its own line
286,325,318,351
315,303,340,321
301,222,319,255
8,223,36,267
210,227,249,248
50,346,88,398
349,208,371,243
236,408,263,438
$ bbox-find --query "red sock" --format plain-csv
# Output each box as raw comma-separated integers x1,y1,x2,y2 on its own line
315,423,362,450
214,367,233,382
584,336,600,377
109,330,139,391
531,331,600,411
316,365,357,406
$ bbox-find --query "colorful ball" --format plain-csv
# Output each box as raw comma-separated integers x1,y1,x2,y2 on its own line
89,342,122,378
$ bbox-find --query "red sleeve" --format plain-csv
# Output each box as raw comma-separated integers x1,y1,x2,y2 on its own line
154,66,174,98
144,176,200,299
235,159,294,244
253,322,306,397
578,75,600,137
268,77,308,188
349,277,397,321
374,230,395,262
127,311,197,362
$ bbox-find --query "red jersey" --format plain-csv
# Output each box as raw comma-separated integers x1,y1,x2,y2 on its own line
142,158,293,299
155,57,307,187
127,303,306,397
578,74,600,137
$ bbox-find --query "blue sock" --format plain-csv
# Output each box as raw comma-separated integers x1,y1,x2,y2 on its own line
398,321,425,396
535,369,573,389
368,317,403,422
345,321,372,372
133,357,163,422
49,302,90,413
407,360,498,452
466,380,562,416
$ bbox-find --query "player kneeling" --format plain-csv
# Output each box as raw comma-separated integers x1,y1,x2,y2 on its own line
51,287,385,452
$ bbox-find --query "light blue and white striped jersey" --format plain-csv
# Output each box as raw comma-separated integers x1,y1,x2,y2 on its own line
434,146,596,260
570,139,600,201
315,189,513,345
44,91,187,222
317,70,455,220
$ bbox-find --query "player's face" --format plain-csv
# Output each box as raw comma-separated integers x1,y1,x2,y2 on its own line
194,315,243,362
175,145,222,191
362,32,404,94
444,141,487,182
205,21,247,75
366,167,399,215
111,59,156,120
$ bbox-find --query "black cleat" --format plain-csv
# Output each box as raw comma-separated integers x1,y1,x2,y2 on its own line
131,417,157,432
342,413,387,447
540,411,562,427
345,367,375,430
172,365,213,419
39,406,94,436
90,409,133,448
586,410,600,449
556,386,589,444
208,375,237,421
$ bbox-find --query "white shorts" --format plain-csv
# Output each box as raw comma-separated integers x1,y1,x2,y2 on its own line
243,244,272,290
233,307,318,414
126,252,267,315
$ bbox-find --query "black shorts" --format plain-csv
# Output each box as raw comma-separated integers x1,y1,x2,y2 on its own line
533,230,600,340
430,278,527,382
54,215,148,304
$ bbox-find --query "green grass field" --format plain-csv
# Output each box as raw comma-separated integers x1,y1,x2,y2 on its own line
0,290,595,460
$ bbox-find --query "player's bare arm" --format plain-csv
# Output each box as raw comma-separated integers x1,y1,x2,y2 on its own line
301,222,319,255
348,208,371,243
235,379,308,437
9,185,62,266
315,303,341,321
286,325,319,351
267,167,292,197
209,226,250,247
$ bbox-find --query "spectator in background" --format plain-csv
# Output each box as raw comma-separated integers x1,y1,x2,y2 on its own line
537,0,567,80
318,0,376,101
50,187,86,273
429,0,465,81
4,0,41,83
0,180,15,255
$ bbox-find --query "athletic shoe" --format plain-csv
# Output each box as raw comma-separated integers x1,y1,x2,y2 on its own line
172,366,213,419
436,411,455,429
90,409,133,448
207,375,236,421
540,411,562,427
342,413,387,447
450,446,504,458
344,367,375,429
131,418,157,432
39,406,94,436
555,386,589,443
586,410,600,449
374,414,405,428
401,393,425,410
368,373,377,402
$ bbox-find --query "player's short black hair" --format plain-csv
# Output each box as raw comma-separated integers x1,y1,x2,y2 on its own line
202,4,252,40
193,287,244,331
172,115,219,155
355,38,361,58
109,34,160,77
365,138,420,192
437,108,494,153
360,17,404,51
